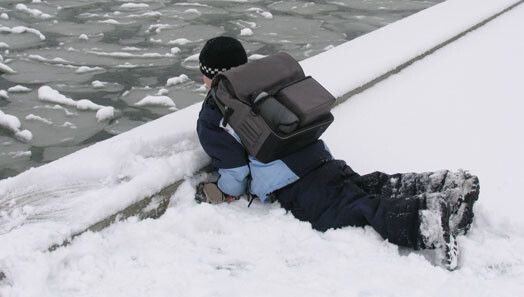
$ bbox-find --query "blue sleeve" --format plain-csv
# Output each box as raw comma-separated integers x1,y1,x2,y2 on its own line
197,95,250,196
218,166,250,196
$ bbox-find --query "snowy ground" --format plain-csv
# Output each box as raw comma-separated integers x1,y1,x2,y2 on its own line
1,0,524,296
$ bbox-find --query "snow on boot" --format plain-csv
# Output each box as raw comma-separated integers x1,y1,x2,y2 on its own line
450,171,480,235
419,194,459,271
436,170,480,236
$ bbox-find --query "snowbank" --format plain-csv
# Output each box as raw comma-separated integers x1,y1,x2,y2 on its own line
301,0,521,98
1,0,524,296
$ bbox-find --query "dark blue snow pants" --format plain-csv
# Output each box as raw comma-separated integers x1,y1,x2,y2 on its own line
275,160,422,249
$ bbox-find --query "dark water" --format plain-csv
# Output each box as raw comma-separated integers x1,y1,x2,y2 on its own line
0,0,443,179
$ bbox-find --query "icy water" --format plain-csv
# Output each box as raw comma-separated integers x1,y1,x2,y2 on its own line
0,0,443,180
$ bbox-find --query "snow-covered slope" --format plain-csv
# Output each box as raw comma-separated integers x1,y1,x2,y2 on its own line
1,0,524,296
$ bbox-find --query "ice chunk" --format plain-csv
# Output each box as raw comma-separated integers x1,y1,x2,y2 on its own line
166,74,190,87
0,26,46,40
91,81,107,88
240,28,254,36
0,62,16,74
25,114,54,125
15,4,52,20
0,90,8,99
0,109,33,142
7,85,32,93
135,95,176,108
38,86,116,122
184,9,202,16
0,42,9,49
79,34,89,40
75,66,104,73
0,13,8,20
96,107,115,122
169,38,192,45
120,3,150,9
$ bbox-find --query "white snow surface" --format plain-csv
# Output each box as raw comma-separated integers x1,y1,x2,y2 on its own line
38,86,115,122
1,0,524,296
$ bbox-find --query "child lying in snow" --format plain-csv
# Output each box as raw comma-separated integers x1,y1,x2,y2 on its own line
194,36,480,271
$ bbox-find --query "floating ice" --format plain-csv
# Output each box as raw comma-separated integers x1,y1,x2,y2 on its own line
25,114,53,125
120,3,150,9
240,28,254,36
184,9,202,15
87,51,173,59
248,54,267,60
7,85,32,93
0,90,8,99
169,38,192,45
166,74,190,87
170,47,181,55
0,62,16,74
0,26,46,40
96,107,115,122
38,86,115,122
92,81,107,88
76,66,104,73
15,4,52,20
247,8,273,19
0,42,9,49
79,34,89,40
6,151,32,158
0,109,33,142
183,54,199,62
0,13,8,20
28,55,71,64
135,95,176,108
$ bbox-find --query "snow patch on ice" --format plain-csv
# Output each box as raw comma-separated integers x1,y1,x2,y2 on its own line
184,9,202,15
135,95,176,108
38,86,115,122
25,114,53,125
120,3,150,9
7,85,31,93
166,74,190,87
247,7,273,19
15,4,52,20
248,54,267,61
28,55,70,64
183,54,199,62
0,109,33,142
0,62,16,74
75,66,104,73
0,25,46,40
91,81,107,89
170,47,181,55
87,51,173,59
4,151,32,159
168,38,192,45
240,28,254,36
96,107,115,122
0,90,8,99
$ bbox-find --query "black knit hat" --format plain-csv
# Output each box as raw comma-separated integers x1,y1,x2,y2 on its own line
199,36,248,79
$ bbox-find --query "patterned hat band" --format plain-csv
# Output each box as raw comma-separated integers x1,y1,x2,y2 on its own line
200,63,230,76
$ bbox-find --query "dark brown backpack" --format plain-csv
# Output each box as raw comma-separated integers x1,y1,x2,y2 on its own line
210,52,335,163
